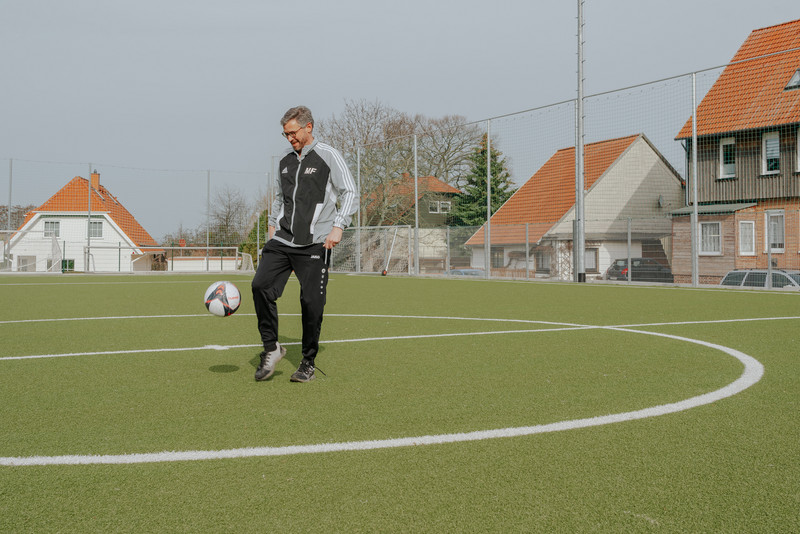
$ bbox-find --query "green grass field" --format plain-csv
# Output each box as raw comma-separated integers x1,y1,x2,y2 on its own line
1,273,798,532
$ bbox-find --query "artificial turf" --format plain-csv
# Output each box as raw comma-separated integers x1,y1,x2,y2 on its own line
1,274,798,532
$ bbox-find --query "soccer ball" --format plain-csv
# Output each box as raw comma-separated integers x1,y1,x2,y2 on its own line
204,281,241,317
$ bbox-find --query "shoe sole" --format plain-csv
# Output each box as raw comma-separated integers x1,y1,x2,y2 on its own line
290,373,315,383
254,346,286,381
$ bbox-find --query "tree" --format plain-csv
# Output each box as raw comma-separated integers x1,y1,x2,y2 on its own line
160,185,254,249
208,185,251,247
414,115,481,186
0,204,37,231
316,99,481,226
450,134,516,227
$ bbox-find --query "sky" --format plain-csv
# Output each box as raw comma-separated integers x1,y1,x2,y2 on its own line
2,0,799,238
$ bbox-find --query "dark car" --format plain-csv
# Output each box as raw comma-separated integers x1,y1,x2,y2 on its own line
604,258,674,283
720,269,800,289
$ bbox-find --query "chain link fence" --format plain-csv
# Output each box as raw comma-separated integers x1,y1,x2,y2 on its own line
4,31,800,287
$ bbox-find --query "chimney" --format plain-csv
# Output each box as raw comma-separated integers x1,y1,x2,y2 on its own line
90,170,100,190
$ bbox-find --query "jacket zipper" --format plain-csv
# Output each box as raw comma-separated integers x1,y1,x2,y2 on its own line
289,153,302,243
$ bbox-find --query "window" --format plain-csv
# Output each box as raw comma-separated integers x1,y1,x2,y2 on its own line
765,211,785,253
720,137,735,178
786,69,800,91
43,221,60,238
762,131,780,174
61,259,75,272
428,201,451,214
534,250,550,273
743,272,767,287
738,220,755,256
699,222,721,255
89,220,103,238
585,248,598,273
490,247,504,268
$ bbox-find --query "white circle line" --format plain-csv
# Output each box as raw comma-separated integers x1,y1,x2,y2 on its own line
0,321,764,466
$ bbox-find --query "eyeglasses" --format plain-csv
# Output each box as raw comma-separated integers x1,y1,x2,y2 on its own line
282,126,305,139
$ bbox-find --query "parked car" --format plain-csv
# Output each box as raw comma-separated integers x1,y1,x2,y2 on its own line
448,268,485,277
720,269,800,288
604,258,674,283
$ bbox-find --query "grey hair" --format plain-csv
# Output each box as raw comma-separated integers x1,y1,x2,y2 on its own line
281,106,314,128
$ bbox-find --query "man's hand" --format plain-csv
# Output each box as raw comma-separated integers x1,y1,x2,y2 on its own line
268,225,275,240
324,226,343,249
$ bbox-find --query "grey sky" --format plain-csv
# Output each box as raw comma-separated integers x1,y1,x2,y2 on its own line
2,0,798,238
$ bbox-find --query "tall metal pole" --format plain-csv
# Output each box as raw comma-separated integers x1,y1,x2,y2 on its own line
5,159,11,268
485,120,492,279
206,170,211,272
413,135,420,276
691,73,699,287
6,159,11,232
86,163,92,272
574,0,586,283
356,146,362,273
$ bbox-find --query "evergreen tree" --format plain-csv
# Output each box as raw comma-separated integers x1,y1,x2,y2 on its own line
451,134,516,226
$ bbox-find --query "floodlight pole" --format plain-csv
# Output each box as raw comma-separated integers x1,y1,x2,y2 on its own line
574,0,586,283
691,74,699,287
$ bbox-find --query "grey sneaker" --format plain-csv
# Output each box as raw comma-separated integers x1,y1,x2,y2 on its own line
290,359,315,383
255,343,286,381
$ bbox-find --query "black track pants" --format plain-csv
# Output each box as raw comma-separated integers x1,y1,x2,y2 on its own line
251,240,330,361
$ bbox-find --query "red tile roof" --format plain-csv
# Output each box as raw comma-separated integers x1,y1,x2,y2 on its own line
363,174,461,224
392,174,462,196
18,176,159,248
466,135,639,246
676,19,800,139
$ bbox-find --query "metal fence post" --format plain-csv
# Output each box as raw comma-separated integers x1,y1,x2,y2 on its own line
485,120,491,279
413,135,420,276
627,217,632,283
525,223,530,280
356,146,362,273
445,226,451,273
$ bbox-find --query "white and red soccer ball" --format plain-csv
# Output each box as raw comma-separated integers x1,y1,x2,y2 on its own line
204,281,241,317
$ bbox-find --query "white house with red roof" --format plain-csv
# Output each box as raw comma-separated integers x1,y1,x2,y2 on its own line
466,134,684,280
672,18,800,283
8,171,161,272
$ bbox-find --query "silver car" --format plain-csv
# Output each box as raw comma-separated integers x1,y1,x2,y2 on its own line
720,269,800,288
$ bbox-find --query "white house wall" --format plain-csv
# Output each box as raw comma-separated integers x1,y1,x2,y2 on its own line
10,213,145,272
547,137,682,273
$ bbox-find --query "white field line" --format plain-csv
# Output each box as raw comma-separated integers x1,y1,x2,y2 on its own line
0,314,771,466
0,326,597,361
0,313,582,326
0,329,763,466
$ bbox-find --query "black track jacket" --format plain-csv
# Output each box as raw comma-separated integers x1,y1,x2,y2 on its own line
269,140,358,247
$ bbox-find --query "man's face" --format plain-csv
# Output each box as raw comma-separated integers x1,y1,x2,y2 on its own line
283,119,312,152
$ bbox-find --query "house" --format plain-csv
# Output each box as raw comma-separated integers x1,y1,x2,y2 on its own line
362,173,461,227
8,171,161,272
673,19,800,283
361,174,463,273
465,134,684,280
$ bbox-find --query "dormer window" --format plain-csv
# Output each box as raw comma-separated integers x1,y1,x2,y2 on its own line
786,69,800,91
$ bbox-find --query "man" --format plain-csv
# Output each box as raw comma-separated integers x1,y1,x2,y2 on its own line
252,106,358,382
